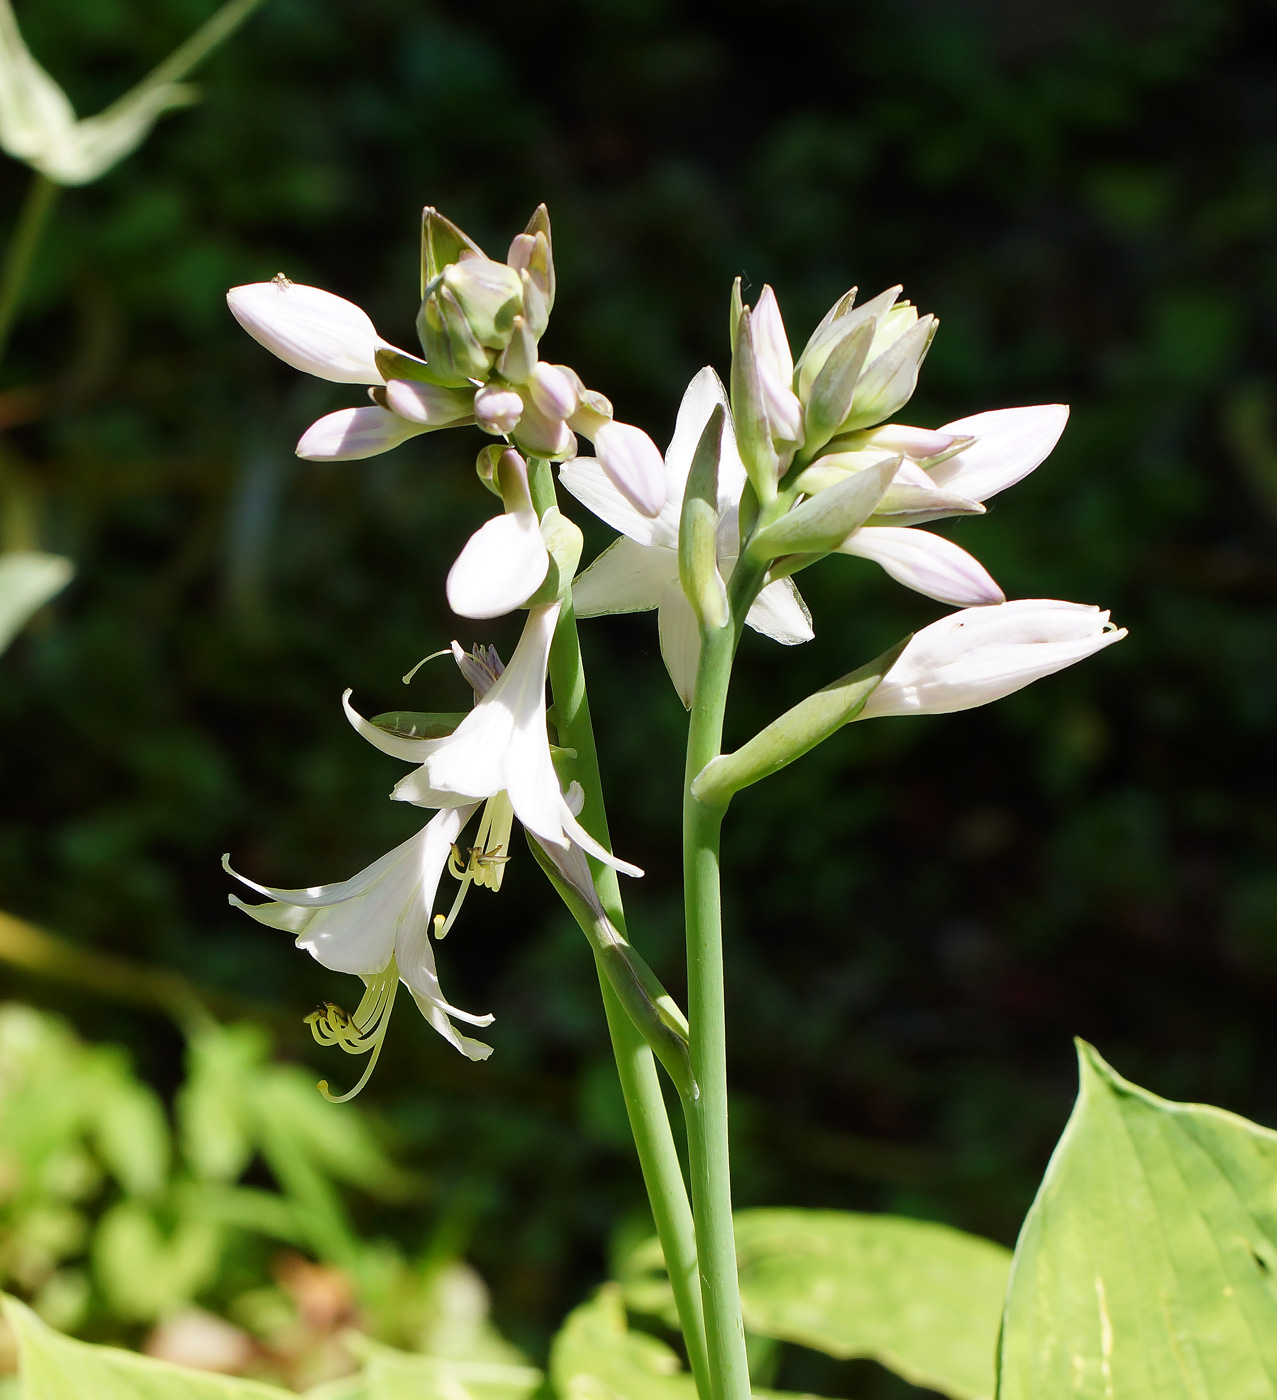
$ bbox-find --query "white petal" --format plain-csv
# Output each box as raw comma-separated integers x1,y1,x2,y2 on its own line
593,421,667,518
663,366,747,515
559,458,658,545
409,993,494,1060
446,511,549,620
393,805,492,1019
658,585,701,709
869,424,965,459
839,526,1004,606
752,286,794,383
929,405,1069,501
297,407,426,461
227,282,391,384
421,603,559,802
746,577,814,644
572,537,676,616
343,690,447,763
859,599,1125,719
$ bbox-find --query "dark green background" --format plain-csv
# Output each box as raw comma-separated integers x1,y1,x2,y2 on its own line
3,0,1276,1388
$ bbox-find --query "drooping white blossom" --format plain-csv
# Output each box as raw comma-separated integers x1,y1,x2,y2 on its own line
562,367,813,706
225,804,495,1096
857,599,1126,719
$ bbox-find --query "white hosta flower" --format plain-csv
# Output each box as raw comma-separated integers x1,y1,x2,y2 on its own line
228,277,474,462
857,599,1126,720
345,602,642,876
562,367,814,707
828,404,1069,607
225,805,495,1098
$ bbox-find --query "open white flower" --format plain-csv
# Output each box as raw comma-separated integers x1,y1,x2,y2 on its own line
562,368,814,706
225,804,495,1098
227,279,475,462
858,599,1126,719
345,602,642,877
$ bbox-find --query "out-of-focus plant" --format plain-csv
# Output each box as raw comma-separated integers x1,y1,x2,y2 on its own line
0,1002,523,1391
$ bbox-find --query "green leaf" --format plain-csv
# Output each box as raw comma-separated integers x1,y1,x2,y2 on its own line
0,553,72,656
88,1058,170,1199
551,1287,825,1400
2,1293,294,1400
551,1285,701,1400
91,1201,222,1322
348,1335,542,1400
621,1209,1011,1400
996,1040,1277,1399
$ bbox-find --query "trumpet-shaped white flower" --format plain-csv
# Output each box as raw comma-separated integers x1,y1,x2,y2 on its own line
225,804,495,1098
345,602,642,877
562,367,814,706
227,278,475,462
857,599,1126,720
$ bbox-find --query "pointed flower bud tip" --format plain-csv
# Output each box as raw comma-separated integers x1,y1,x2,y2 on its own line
593,421,667,518
227,281,388,385
297,407,425,461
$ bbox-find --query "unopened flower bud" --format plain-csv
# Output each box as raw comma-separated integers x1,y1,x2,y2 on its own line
593,421,666,518
841,314,936,433
857,600,1126,719
508,204,555,336
528,362,578,421
498,315,538,384
419,206,484,292
512,397,577,460
227,281,390,385
474,385,525,435
795,285,900,401
475,444,505,497
383,379,475,427
567,382,613,439
417,256,525,386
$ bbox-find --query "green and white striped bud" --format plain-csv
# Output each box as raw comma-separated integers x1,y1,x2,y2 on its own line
678,405,730,631
507,204,555,339
730,308,781,504
417,257,525,386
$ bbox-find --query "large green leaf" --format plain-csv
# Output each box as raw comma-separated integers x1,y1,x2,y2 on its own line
622,1209,1011,1400
551,1287,825,1400
996,1040,1277,1398
346,1335,542,1400
1,1294,293,1400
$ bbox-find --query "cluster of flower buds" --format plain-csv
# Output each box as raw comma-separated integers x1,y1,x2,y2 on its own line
226,206,666,519
725,281,1071,610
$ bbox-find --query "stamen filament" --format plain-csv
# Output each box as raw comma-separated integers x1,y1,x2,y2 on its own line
304,960,399,1101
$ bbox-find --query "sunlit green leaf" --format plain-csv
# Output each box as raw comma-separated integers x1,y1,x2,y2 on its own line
551,1286,824,1400
1,1293,293,1399
996,1040,1277,1399
622,1209,1010,1400
88,1058,170,1199
348,1334,542,1400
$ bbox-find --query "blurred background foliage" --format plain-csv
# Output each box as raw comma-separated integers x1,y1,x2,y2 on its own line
2,0,1277,1392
